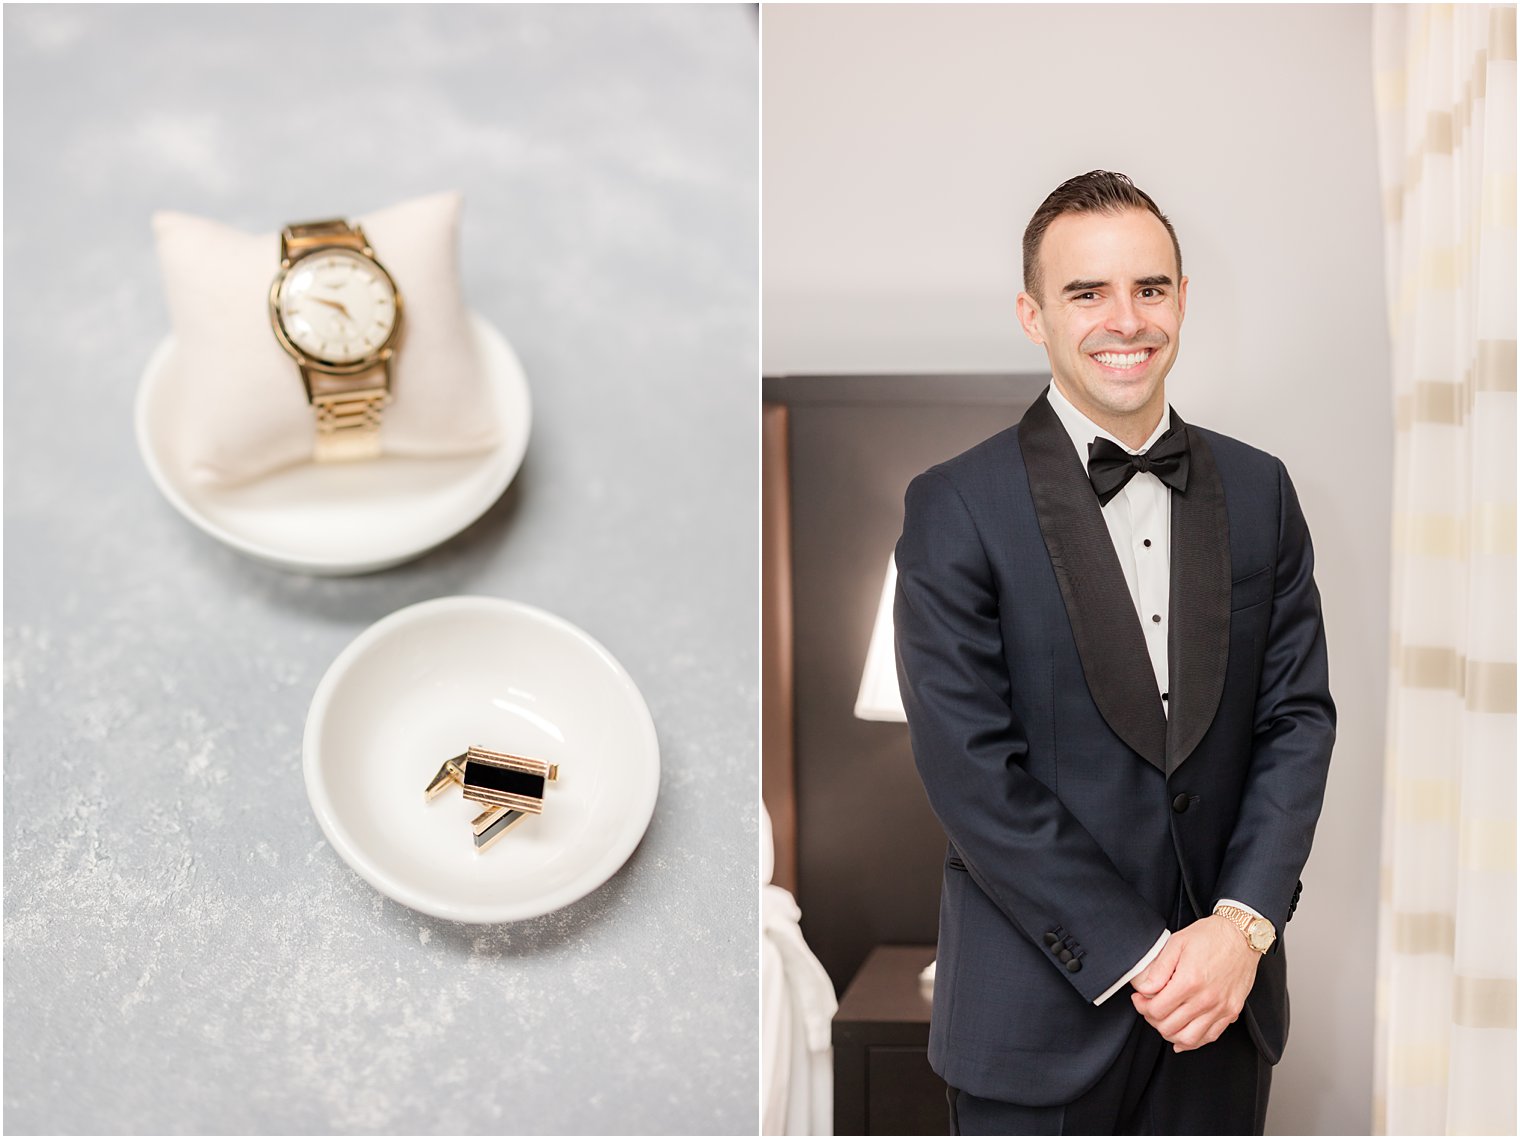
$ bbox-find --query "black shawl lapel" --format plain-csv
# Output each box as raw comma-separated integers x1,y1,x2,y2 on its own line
1019,390,1167,772
1163,412,1231,776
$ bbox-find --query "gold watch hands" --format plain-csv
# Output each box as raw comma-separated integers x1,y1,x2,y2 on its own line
311,296,353,318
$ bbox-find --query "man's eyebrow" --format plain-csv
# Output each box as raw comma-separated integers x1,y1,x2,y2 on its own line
1060,275,1175,295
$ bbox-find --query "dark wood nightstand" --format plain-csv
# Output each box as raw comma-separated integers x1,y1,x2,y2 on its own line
833,945,947,1135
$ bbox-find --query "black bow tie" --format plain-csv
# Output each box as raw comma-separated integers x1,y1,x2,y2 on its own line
1087,427,1190,506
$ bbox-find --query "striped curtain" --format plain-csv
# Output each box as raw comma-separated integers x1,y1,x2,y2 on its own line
1372,5,1517,1135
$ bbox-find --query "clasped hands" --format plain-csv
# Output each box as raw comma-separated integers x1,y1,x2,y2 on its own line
1129,914,1260,1053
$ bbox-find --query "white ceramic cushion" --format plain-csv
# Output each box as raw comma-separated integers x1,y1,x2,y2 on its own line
152,191,501,487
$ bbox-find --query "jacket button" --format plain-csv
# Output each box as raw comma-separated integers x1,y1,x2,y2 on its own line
1172,793,1190,813
1044,932,1059,947
1066,959,1082,973
1058,948,1074,963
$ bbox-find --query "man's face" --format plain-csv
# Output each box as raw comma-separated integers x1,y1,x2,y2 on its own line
1016,207,1187,433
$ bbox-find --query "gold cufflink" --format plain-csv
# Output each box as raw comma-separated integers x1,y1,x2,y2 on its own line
472,805,528,852
424,754,469,800
458,746,560,813
425,746,560,853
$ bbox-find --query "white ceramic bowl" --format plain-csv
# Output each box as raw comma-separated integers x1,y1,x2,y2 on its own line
303,596,660,923
134,310,531,575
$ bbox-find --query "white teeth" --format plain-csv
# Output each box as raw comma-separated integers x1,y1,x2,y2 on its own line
1093,350,1151,368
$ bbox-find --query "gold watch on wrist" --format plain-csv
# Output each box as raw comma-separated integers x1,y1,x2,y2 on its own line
1213,904,1277,954
269,218,403,462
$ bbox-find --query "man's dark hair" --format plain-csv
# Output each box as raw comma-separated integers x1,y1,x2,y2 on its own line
1022,171,1182,304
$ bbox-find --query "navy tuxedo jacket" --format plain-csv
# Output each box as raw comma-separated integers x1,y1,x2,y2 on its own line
893,389,1335,1107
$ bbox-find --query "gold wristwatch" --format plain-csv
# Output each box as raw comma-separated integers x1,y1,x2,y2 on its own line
269,218,403,462
1214,904,1277,954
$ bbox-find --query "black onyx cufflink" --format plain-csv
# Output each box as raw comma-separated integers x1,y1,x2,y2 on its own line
471,805,527,852
424,754,469,800
459,747,560,813
425,747,560,853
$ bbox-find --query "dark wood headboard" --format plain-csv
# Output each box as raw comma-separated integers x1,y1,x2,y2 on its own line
761,373,1046,989
763,403,798,894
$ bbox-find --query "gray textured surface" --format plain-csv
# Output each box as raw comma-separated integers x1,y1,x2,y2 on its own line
3,6,758,1134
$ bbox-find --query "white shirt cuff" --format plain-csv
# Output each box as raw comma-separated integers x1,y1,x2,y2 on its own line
1216,897,1265,921
1093,929,1170,1006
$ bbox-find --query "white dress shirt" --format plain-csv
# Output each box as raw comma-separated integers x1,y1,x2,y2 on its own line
1043,380,1263,1006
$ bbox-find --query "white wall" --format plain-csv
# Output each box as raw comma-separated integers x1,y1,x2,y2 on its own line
763,6,1392,1135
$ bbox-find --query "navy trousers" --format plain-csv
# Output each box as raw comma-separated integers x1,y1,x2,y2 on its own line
947,1012,1271,1135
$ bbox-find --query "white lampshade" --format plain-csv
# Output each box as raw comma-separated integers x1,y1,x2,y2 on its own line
854,555,907,722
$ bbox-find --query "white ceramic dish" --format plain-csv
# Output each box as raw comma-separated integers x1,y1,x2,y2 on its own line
134,311,531,575
303,596,660,923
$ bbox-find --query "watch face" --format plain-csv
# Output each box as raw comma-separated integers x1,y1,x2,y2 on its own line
275,248,398,366
1248,919,1275,951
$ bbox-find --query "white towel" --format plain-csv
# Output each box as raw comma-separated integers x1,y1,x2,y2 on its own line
762,807,839,1135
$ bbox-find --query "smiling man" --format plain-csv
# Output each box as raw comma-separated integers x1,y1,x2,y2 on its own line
893,171,1335,1135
